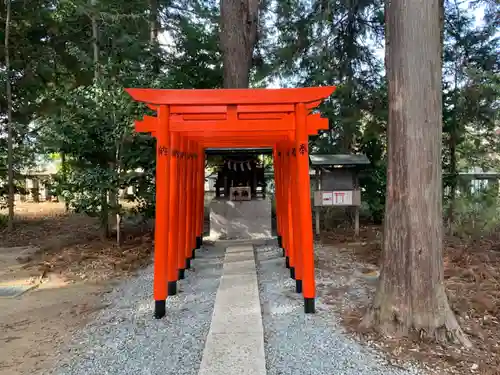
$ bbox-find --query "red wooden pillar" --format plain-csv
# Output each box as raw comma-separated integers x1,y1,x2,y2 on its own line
189,143,198,258
290,136,303,293
284,144,296,278
192,143,202,257
197,147,205,249
295,103,315,313
184,139,194,270
277,143,290,266
153,105,170,319
166,131,180,297
177,136,188,280
273,147,283,253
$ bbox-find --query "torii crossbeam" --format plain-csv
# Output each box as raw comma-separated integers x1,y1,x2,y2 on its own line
125,86,336,319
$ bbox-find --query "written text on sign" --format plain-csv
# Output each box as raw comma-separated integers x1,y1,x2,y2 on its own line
321,191,353,206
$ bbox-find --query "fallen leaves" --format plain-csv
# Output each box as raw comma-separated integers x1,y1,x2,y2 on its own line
318,225,500,375
1,202,153,283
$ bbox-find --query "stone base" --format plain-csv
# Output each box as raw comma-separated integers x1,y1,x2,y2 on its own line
209,199,272,240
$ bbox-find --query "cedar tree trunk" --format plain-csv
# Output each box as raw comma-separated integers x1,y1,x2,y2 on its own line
220,0,259,88
361,0,471,347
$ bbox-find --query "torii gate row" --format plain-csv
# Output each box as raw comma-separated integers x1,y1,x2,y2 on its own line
125,86,336,319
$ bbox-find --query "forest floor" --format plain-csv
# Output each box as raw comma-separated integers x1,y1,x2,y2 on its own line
0,202,152,375
317,225,500,375
2,203,499,374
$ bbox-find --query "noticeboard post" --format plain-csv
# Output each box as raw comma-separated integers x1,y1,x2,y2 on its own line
310,154,370,237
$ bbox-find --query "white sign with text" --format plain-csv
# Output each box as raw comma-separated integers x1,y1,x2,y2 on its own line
322,191,353,206
321,192,333,206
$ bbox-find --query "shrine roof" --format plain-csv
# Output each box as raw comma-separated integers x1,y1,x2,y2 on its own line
125,86,335,106
205,148,273,155
309,154,370,166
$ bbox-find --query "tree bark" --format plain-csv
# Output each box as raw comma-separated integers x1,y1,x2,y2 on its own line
339,5,359,153
60,152,69,211
91,0,100,80
447,131,457,231
361,0,471,347
5,0,14,231
149,0,160,74
220,0,259,88
90,0,109,239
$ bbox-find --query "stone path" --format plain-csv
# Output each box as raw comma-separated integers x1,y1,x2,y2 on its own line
48,242,423,375
198,244,266,375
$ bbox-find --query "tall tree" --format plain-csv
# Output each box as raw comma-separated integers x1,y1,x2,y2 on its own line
4,0,14,231
442,0,500,227
219,0,260,87
361,0,470,346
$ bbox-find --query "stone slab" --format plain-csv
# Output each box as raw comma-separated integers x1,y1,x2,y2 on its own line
209,199,272,240
0,284,38,298
198,333,266,375
225,245,254,253
198,245,267,375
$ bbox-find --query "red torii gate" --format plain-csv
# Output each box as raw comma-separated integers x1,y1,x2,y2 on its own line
125,87,336,318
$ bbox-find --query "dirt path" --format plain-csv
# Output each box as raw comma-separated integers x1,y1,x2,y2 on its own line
0,202,152,375
0,246,111,375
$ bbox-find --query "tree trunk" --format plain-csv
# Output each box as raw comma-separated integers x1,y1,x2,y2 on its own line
5,0,14,231
149,0,160,74
340,6,358,153
447,132,457,231
111,113,128,248
100,190,109,240
361,0,471,347
220,0,259,88
90,0,109,239
61,152,69,211
91,0,100,80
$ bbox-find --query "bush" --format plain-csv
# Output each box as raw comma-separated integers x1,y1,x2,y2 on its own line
0,214,7,228
447,189,500,238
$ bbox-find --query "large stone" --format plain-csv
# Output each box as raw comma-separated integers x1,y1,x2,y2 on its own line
209,199,272,240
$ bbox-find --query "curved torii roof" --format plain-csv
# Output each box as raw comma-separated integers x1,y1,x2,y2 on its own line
125,86,335,106
125,86,336,142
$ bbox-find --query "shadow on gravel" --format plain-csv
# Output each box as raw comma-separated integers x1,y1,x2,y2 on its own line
254,244,422,375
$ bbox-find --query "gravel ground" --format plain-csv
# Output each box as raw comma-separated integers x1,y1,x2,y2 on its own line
255,244,424,375
49,245,225,375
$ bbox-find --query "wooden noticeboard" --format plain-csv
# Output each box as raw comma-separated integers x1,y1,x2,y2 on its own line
310,154,370,237
313,190,361,207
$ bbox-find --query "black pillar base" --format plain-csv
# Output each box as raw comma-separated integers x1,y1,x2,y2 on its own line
285,256,290,269
185,258,191,270
178,268,185,280
154,300,166,319
304,297,315,314
196,236,202,249
295,279,302,294
191,248,196,259
277,235,282,248
168,281,177,296
290,267,295,280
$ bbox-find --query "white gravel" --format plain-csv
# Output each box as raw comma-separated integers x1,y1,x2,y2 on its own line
255,244,424,375
49,242,425,375
50,245,225,375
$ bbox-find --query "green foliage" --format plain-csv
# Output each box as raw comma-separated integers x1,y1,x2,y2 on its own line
447,188,500,238
2,0,223,232
360,161,386,224
38,80,142,218
1,0,498,233
442,1,500,178
265,0,498,223
267,0,388,220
